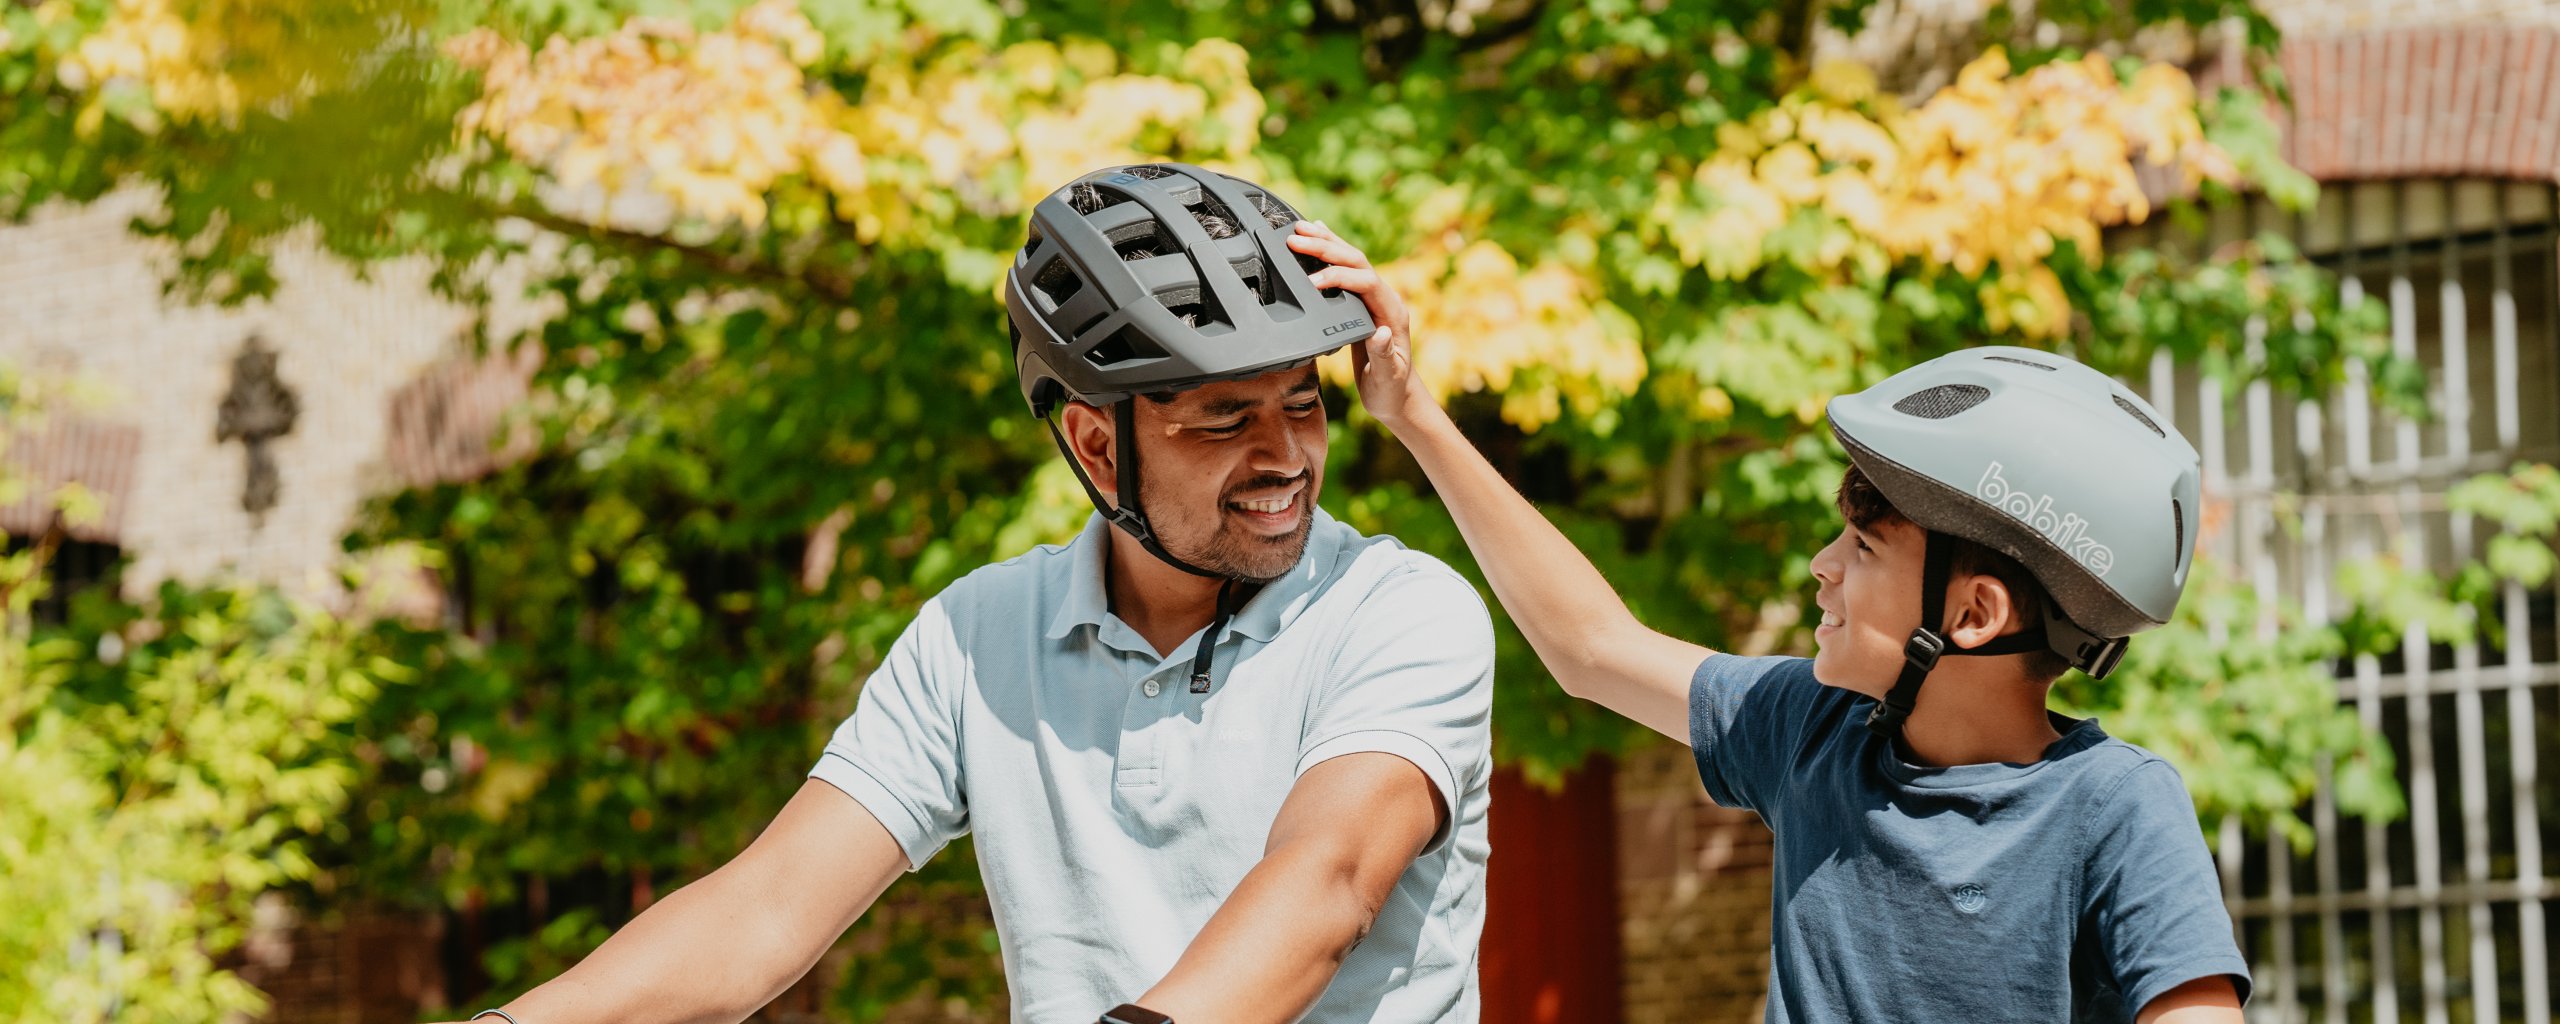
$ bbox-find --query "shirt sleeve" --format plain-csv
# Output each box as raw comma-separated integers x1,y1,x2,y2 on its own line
1297,564,1495,855
1687,653,1820,816
2080,758,2254,1014
809,597,970,871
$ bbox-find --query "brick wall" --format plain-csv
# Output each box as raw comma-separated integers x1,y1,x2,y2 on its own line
0,190,550,598
1615,742,1773,1024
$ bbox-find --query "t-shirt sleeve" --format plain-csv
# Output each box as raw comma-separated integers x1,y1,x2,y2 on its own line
1298,565,1495,855
2081,758,2254,1013
1687,653,1819,815
809,597,970,871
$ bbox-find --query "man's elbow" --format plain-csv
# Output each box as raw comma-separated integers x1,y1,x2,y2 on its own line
1308,851,1392,964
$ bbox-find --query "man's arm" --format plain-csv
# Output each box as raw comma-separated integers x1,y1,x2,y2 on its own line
2138,975,2245,1024
455,780,907,1024
1126,752,1443,1023
1288,222,1706,743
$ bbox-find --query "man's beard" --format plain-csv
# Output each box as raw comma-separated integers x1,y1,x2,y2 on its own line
1142,472,1317,582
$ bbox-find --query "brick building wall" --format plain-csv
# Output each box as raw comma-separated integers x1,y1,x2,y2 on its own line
0,189,546,597
1615,743,1773,1024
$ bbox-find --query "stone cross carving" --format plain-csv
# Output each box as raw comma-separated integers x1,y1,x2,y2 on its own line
215,335,300,525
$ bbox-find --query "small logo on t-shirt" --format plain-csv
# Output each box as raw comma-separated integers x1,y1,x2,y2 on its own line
1951,882,1989,914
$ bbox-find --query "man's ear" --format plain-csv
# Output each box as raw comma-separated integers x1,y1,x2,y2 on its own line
1059,401,1119,506
1943,572,2022,651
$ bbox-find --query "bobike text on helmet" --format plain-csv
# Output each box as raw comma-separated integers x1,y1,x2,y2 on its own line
1975,461,2115,577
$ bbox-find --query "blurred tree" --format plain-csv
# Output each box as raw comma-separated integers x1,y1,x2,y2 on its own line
0,362,384,1023
7,0,2555,1017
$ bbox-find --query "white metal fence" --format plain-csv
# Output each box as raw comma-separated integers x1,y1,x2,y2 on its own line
2125,179,2560,1023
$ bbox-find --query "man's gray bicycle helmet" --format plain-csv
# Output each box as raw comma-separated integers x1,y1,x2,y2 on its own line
1004,163,1370,690
1826,345,2202,741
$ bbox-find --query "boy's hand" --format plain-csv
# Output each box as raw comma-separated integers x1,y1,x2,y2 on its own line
1286,221,1434,433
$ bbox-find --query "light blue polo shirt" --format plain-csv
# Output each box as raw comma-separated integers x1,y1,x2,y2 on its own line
811,509,1494,1024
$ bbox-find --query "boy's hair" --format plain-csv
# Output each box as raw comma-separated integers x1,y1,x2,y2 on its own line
1836,466,2073,683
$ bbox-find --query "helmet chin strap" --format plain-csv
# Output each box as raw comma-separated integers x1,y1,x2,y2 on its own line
1864,530,2053,744
1041,401,1263,693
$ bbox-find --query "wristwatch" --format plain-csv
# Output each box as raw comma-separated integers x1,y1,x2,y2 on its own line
1098,1004,1174,1024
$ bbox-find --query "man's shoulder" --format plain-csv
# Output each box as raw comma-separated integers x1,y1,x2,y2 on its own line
929,533,1087,619
1316,526,1491,626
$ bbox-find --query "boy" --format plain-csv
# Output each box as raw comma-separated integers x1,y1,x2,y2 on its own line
1286,221,2248,1022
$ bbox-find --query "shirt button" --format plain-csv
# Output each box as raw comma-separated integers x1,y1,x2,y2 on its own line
1142,679,1162,698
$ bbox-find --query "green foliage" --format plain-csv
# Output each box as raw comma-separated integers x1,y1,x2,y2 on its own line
2058,558,2404,849
2450,463,2560,590
0,365,379,1024
5,0,2532,1017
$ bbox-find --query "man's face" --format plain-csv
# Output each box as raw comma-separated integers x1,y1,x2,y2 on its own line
1806,513,1929,698
1103,365,1328,582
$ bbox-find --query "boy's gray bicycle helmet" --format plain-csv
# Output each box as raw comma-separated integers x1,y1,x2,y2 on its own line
1826,346,2202,741
1004,163,1370,691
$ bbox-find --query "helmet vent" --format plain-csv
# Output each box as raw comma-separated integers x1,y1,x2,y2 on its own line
1113,226,1167,262
1892,384,1992,419
1245,188,1298,228
1033,259,1084,306
1986,355,2057,371
1087,325,1167,368
2112,394,2167,438
2171,498,2186,568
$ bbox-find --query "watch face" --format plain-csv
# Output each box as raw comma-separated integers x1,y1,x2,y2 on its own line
1101,1004,1174,1024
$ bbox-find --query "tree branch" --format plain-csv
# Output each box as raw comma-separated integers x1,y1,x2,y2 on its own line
479,199,856,302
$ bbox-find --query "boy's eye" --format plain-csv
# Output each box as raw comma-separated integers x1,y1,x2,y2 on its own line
1202,419,1247,435
1286,400,1321,414
1854,536,1873,554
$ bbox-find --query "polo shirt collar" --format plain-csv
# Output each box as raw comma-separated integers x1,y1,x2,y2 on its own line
1041,508,1349,646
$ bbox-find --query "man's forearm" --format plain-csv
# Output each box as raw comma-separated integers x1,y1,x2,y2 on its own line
496,870,817,1024
1128,839,1381,1023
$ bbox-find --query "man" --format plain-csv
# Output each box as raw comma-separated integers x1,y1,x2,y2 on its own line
451,164,1494,1024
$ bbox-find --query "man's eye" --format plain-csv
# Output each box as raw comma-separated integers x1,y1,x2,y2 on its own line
1202,420,1247,435
1286,400,1321,414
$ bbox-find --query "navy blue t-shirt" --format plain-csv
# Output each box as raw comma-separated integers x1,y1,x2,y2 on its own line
1689,654,2250,1023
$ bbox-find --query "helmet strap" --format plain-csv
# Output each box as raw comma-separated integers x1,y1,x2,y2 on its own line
1039,402,1226,580
1039,404,1262,692
1864,530,2057,745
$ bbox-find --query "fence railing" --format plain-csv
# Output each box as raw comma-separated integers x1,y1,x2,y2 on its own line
2124,178,2560,1024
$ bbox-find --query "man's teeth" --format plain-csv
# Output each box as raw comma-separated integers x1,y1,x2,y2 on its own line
1236,495,1294,514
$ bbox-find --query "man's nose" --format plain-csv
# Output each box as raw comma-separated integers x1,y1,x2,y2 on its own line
1243,417,1310,474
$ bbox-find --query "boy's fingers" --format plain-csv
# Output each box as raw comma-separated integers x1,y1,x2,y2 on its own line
1311,266,1384,294
1294,219,1344,242
1286,231,1373,269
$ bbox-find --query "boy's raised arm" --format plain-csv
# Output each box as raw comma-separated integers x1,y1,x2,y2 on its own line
1288,222,1706,743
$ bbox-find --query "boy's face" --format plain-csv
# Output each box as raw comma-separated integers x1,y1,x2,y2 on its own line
1807,514,1930,698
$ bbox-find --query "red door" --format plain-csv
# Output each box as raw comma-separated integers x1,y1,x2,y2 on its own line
1481,758,1622,1024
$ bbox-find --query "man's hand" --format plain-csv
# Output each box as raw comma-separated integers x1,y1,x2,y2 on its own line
1285,221,1434,433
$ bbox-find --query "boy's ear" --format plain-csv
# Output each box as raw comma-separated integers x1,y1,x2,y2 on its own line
1943,572,2022,651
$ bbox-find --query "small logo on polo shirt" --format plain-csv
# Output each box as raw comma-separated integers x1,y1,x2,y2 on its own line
1951,882,1989,914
